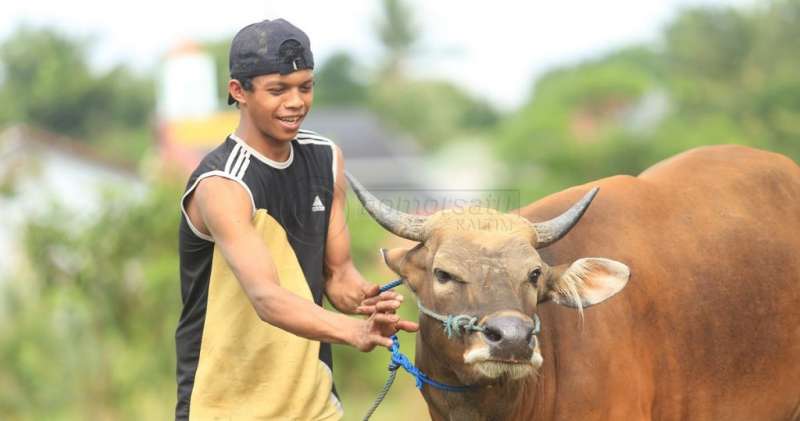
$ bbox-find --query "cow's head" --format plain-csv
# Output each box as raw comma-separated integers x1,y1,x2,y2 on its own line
348,174,629,385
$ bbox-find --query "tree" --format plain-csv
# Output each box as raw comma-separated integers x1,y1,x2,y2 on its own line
0,183,182,420
494,2,800,198
370,78,498,149
313,51,368,106
0,27,94,135
375,0,419,78
0,181,431,420
0,26,155,162
367,0,499,150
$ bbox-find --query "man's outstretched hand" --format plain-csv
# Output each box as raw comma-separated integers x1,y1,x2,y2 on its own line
356,289,404,315
350,288,419,352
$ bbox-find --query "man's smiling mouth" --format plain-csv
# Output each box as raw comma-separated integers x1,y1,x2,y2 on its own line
277,115,302,123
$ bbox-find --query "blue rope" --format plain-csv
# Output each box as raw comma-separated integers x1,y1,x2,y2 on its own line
376,279,471,393
363,279,472,420
379,278,404,293
387,335,472,392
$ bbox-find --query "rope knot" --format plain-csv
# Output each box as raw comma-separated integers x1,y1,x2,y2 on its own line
443,314,484,338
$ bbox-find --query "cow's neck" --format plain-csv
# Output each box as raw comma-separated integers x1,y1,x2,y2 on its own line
416,336,539,421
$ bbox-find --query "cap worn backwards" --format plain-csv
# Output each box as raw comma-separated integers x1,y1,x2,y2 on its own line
227,18,314,105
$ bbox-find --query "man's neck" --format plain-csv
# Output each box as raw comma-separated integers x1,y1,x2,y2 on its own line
234,125,292,163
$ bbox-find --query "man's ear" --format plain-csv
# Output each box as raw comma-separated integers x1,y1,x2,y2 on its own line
228,79,247,105
543,257,630,309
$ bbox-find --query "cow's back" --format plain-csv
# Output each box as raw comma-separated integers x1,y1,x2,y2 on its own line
517,145,800,420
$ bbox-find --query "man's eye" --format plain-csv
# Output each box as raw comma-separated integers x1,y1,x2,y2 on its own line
268,89,285,95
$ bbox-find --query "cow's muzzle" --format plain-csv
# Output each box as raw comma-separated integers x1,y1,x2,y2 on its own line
480,311,539,362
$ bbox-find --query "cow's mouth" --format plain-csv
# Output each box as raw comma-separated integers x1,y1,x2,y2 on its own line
464,345,543,380
472,359,538,380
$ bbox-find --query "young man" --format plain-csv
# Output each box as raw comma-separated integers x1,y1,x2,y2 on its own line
175,19,417,420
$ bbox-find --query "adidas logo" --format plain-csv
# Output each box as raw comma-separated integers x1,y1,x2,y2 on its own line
312,195,325,212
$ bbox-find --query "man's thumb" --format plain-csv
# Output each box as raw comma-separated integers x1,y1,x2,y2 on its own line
363,282,380,297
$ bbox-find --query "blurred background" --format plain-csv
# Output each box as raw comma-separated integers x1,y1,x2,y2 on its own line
1,0,799,419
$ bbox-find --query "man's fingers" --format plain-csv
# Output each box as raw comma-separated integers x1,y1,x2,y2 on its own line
360,291,403,307
371,313,400,324
360,297,379,307
355,305,375,315
372,335,393,349
385,291,403,301
356,301,400,315
374,300,401,313
363,283,380,298
395,320,419,332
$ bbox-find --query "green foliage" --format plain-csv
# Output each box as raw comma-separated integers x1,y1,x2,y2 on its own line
314,52,368,106
661,1,800,160
370,78,498,150
0,186,428,420
0,26,155,162
665,8,753,85
5,2,800,420
332,197,428,420
375,0,419,76
365,0,499,150
0,184,182,420
495,1,800,196
0,26,92,132
495,47,659,193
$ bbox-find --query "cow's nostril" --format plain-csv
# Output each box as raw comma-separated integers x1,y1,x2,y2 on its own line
481,314,536,360
482,326,503,343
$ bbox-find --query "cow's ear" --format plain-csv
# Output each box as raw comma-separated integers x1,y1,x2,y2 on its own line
543,258,629,309
380,247,408,275
380,246,427,292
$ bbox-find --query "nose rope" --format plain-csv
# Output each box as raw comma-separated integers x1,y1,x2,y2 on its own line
382,278,485,339
416,300,485,338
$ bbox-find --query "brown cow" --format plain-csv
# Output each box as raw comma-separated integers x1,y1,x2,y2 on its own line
348,145,800,421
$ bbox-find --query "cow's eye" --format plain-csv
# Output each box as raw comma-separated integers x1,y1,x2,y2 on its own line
528,268,542,286
433,268,455,284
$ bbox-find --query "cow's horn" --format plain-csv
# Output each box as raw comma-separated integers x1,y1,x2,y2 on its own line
530,187,599,248
345,171,429,242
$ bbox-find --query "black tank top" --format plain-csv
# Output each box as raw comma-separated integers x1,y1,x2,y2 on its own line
175,129,341,420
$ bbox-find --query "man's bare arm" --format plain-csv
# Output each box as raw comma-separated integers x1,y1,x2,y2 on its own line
323,146,416,324
185,175,413,350
323,145,383,314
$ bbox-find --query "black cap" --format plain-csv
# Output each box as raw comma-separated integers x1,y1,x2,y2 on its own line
227,19,314,105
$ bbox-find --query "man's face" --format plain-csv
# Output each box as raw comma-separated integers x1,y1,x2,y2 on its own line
239,70,314,143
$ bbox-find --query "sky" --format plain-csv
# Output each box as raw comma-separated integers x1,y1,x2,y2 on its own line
1,0,753,110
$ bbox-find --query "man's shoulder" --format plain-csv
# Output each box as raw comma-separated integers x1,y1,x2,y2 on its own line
190,138,236,175
296,129,335,146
